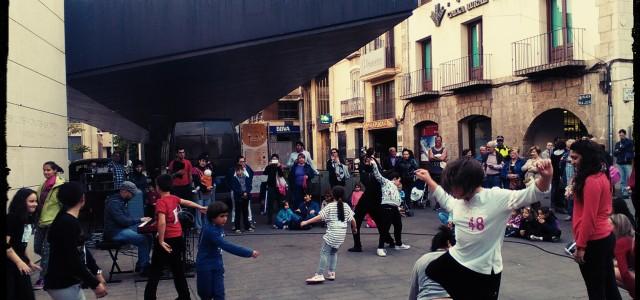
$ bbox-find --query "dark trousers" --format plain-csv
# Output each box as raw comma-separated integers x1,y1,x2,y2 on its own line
196,267,225,300
379,204,403,248
233,194,250,230
172,184,193,201
551,179,566,209
483,174,501,189
6,262,35,300
352,199,390,249
578,233,621,300
426,251,502,300
144,237,190,300
266,187,282,225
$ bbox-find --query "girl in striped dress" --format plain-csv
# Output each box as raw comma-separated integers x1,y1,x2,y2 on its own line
302,186,357,283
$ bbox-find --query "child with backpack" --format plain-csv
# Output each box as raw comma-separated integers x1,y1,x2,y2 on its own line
302,186,357,283
196,201,259,300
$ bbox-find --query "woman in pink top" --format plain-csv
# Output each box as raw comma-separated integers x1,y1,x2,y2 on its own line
569,140,621,299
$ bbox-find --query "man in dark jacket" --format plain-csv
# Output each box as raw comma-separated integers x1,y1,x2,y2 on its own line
614,129,634,197
103,181,152,274
264,154,285,225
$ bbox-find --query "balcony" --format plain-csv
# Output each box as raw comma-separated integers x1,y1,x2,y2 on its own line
371,102,395,121
441,54,492,92
512,28,586,77
400,68,440,100
340,97,365,121
360,47,397,81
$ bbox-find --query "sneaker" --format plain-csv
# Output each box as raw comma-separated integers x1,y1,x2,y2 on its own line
305,274,325,284
395,244,411,250
246,228,254,232
234,229,242,234
551,236,560,243
283,225,289,230
33,279,44,290
562,215,572,221
529,235,543,241
347,247,362,252
376,248,387,257
326,272,336,281
272,224,278,229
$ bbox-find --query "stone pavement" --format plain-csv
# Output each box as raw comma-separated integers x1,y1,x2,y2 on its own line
34,205,633,300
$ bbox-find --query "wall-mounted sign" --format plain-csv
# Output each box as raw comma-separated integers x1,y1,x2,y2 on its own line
364,118,396,130
431,3,446,27
360,47,387,75
269,125,300,134
447,0,489,19
319,114,333,124
240,123,269,171
577,94,592,105
623,88,634,102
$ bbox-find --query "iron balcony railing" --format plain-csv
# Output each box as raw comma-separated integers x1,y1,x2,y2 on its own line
400,68,440,99
371,102,394,121
341,96,364,120
360,46,395,76
512,27,585,76
440,54,492,90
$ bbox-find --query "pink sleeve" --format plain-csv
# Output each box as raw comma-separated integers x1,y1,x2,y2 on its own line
575,177,602,248
615,238,635,298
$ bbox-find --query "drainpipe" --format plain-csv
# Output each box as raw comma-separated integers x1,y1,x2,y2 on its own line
605,58,633,152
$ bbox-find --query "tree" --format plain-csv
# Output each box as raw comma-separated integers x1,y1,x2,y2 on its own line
71,144,91,154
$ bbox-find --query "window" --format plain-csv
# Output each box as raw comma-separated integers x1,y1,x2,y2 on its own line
362,31,394,54
350,69,361,98
316,72,330,115
422,39,432,78
373,81,395,120
338,131,347,159
355,128,363,157
467,20,483,80
549,0,573,47
278,102,299,119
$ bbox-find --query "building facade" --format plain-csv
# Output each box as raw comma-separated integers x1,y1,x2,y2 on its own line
7,0,68,197
302,0,633,168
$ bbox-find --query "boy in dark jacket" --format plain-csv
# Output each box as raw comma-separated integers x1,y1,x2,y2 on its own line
196,202,259,300
229,164,253,233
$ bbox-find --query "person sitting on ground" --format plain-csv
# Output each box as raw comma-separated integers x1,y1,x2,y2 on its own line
415,157,552,299
296,193,320,222
505,208,522,237
610,213,635,299
518,207,539,240
103,181,153,275
196,201,259,300
529,207,561,242
408,225,456,300
274,201,301,230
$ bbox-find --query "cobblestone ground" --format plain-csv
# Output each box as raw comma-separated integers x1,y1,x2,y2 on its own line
34,203,633,300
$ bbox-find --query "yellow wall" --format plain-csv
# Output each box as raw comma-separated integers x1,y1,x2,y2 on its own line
6,0,67,197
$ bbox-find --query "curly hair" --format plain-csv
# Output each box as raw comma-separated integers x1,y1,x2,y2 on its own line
570,140,608,201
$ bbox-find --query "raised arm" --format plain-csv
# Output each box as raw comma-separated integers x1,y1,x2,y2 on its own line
503,159,552,209
415,169,453,211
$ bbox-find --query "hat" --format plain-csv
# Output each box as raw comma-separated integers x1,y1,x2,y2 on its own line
120,181,139,195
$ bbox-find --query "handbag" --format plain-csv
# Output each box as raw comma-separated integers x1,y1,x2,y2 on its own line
276,176,288,196
410,187,425,202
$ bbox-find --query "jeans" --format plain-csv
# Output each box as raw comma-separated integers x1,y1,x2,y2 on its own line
618,164,632,196
144,237,190,300
483,174,501,188
195,191,214,230
111,226,152,270
47,284,86,300
230,192,253,223
578,233,621,300
196,268,225,300
316,241,338,275
34,226,50,280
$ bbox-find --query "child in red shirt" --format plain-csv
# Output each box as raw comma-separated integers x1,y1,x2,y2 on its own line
144,174,207,300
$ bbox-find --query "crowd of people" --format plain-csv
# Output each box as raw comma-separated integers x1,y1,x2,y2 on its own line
5,129,635,299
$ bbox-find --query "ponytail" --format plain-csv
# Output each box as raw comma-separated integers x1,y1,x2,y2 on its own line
331,186,346,222
337,199,345,222
43,161,64,174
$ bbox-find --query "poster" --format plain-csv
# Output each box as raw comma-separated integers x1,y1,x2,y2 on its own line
419,124,439,162
240,123,269,172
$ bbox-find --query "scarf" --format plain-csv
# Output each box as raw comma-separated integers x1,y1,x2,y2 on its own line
39,175,57,206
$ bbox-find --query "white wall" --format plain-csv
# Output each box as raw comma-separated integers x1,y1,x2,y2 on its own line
7,0,68,199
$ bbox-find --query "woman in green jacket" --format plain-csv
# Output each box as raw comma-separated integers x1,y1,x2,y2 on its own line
32,161,65,290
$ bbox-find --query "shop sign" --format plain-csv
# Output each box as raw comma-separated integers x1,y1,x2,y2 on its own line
319,114,333,124
364,118,396,130
577,94,592,105
431,3,446,27
623,88,634,102
269,125,300,134
447,0,489,19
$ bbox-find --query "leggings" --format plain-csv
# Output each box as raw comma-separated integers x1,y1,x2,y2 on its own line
425,251,502,300
578,233,621,300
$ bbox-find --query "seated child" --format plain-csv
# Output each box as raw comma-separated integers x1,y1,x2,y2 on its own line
274,201,301,229
518,207,539,239
350,183,376,228
529,207,561,242
296,193,320,221
196,201,259,300
505,208,522,237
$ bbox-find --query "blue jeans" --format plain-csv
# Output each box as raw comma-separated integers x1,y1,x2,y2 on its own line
196,268,225,300
111,226,152,270
483,175,501,188
196,190,214,230
618,164,632,196
34,226,50,280
316,241,338,275
46,284,86,300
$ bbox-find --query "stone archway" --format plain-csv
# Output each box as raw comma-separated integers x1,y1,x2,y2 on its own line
414,120,439,165
523,108,588,151
458,115,492,156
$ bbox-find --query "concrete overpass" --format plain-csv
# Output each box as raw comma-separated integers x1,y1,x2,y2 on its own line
65,0,416,142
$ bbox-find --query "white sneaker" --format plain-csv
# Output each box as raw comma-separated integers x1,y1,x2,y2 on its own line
395,244,411,250
326,272,336,280
305,274,325,284
376,248,387,257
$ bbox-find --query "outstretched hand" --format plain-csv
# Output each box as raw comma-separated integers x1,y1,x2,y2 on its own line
535,159,553,179
414,169,432,182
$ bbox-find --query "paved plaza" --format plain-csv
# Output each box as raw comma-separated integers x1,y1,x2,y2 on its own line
34,205,633,300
